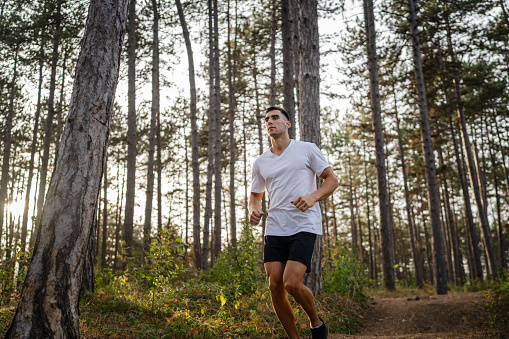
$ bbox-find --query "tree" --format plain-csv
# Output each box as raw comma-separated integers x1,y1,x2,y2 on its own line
282,0,296,139
298,0,322,294
122,0,137,270
175,0,201,269
407,0,447,294
5,0,130,335
363,0,395,291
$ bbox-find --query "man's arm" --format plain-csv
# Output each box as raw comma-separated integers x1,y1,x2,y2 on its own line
291,167,339,212
248,192,264,225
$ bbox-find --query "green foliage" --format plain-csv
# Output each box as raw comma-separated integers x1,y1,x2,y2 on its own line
323,246,371,302
0,248,31,308
204,222,265,297
485,268,509,337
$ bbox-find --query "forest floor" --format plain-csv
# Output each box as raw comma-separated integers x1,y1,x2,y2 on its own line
330,291,488,338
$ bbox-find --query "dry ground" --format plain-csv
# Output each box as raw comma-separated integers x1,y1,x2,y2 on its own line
330,291,488,339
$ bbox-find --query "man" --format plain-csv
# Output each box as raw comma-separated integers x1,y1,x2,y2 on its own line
249,107,338,339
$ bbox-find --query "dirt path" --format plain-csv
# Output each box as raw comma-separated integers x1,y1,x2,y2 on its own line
330,291,488,338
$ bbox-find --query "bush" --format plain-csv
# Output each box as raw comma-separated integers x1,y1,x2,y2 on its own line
205,222,265,297
0,248,31,308
485,268,509,337
323,246,371,302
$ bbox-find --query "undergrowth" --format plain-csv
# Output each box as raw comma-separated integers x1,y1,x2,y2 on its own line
485,268,509,338
0,226,367,338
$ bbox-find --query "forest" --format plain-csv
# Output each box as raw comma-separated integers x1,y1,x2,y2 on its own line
0,0,508,337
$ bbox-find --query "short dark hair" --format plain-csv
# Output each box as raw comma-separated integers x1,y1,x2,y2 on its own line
265,106,290,121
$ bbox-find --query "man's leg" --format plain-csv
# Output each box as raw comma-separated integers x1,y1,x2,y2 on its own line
283,260,322,328
265,261,300,339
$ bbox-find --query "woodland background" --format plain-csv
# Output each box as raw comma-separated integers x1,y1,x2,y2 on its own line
0,0,509,337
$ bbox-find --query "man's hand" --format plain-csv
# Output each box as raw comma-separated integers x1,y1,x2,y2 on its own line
291,195,317,212
249,209,265,225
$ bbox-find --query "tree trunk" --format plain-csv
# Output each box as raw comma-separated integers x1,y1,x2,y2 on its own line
21,31,45,253
0,50,18,251
212,0,222,263
175,0,200,268
298,0,322,294
282,0,296,139
227,0,237,248
101,154,108,268
363,0,395,291
437,41,482,281
142,0,159,263
291,0,300,115
54,47,68,166
5,0,129,335
407,0,447,294
444,10,497,276
123,0,137,270
394,93,423,288
347,153,357,255
269,0,276,106
113,155,125,271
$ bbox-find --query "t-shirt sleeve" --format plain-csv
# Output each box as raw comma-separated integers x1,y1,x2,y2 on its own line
308,143,330,176
251,160,265,193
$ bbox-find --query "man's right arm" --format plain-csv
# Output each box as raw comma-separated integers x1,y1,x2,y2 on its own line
248,192,264,225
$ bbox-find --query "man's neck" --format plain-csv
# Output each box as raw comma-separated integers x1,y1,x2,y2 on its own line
270,135,291,156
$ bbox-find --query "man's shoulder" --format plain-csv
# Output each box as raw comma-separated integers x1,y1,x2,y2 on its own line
292,140,318,150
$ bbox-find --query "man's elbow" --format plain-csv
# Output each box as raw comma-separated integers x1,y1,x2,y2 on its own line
332,176,339,191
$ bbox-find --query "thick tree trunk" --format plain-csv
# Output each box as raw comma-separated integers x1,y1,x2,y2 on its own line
407,0,447,294
298,0,322,294
5,0,129,335
282,0,296,139
0,50,18,251
363,0,395,290
291,0,300,115
176,0,200,268
123,0,137,270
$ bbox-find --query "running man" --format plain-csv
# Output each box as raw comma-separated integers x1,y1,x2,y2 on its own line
249,106,339,339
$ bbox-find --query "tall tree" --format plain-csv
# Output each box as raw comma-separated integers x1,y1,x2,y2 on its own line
175,0,201,269
407,0,447,294
142,0,159,262
122,0,137,270
298,0,322,294
5,0,129,335
363,0,395,291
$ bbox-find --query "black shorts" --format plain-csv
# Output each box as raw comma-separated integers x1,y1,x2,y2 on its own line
263,232,317,273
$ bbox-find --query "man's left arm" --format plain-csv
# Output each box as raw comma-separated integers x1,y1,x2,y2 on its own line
291,167,339,212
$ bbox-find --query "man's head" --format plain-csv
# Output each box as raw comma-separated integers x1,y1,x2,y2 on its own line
265,106,291,137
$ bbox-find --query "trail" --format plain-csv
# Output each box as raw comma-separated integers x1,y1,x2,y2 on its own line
330,291,488,338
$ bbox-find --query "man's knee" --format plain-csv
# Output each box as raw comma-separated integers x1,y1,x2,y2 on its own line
269,279,285,297
283,279,301,296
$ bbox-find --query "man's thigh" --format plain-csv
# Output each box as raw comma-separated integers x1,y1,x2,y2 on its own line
282,260,307,286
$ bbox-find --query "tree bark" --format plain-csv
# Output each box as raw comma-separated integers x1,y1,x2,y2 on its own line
142,0,159,262
175,0,200,268
407,0,447,294
298,0,322,294
122,0,136,270
101,154,108,268
227,0,237,248
5,0,129,335
212,0,222,263
282,0,296,139
363,0,395,291
269,0,277,106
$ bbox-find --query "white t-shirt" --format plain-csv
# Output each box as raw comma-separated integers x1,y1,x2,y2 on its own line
251,139,330,236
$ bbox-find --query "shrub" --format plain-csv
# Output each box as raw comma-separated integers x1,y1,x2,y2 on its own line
323,246,371,302
485,268,509,337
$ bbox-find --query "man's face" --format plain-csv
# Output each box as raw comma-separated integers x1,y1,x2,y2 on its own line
265,110,289,137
